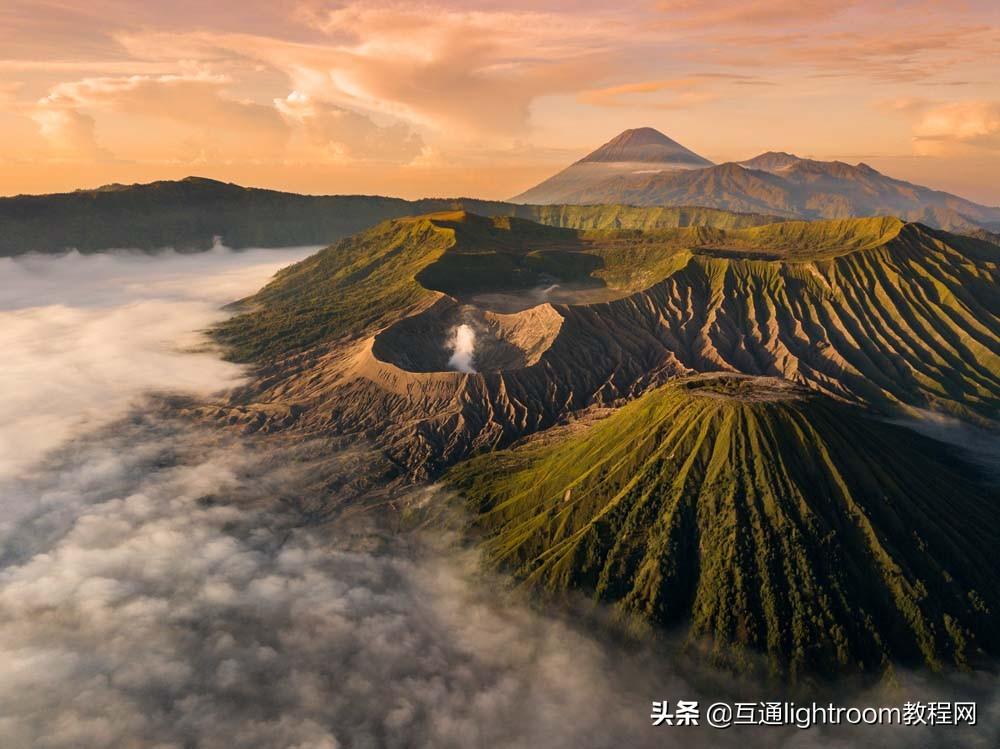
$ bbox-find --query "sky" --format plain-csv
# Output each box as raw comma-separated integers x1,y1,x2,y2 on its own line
1,0,999,203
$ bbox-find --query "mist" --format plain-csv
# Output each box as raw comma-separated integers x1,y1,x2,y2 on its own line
0,246,318,481
888,409,1000,482
0,248,995,748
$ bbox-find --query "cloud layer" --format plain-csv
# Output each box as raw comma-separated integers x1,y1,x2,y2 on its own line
0,420,684,748
0,245,316,480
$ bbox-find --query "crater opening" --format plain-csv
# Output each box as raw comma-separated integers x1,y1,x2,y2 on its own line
371,300,563,374
416,248,620,312
679,373,811,402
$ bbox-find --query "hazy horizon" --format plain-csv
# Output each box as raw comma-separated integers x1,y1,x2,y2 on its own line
2,1,999,204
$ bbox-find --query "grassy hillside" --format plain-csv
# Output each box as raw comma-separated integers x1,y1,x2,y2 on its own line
445,375,1000,678
213,216,455,360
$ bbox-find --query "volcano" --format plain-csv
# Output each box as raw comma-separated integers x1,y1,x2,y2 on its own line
208,206,1000,675
510,127,714,205
213,210,999,475
446,375,1000,677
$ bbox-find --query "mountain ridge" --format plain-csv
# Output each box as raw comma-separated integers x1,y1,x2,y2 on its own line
0,176,783,257
512,129,1000,233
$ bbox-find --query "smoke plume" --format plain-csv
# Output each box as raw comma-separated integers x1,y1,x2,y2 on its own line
447,323,477,373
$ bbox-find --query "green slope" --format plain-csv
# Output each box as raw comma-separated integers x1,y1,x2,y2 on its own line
213,216,455,360
445,375,1000,678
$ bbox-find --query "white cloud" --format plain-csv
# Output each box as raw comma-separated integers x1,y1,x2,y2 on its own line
113,3,620,139
0,416,691,748
35,72,290,160
29,71,428,164
30,102,109,160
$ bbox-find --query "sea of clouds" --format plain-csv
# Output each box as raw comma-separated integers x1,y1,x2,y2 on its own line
0,247,995,748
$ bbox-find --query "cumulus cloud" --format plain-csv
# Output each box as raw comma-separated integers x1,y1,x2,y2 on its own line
29,70,427,165
30,101,110,160
289,2,613,135
113,3,617,139
875,98,1000,155
35,72,290,160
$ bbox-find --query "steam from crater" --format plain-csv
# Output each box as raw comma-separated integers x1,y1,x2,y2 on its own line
447,323,477,373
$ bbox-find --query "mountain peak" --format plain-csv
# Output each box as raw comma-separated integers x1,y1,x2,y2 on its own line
598,127,679,149
739,151,803,172
579,127,713,167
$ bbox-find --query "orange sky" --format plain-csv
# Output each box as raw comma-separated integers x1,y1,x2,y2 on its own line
2,1,999,204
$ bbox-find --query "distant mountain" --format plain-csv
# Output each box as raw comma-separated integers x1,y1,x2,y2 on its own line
509,127,713,205
512,132,1000,233
739,151,803,172
0,176,781,257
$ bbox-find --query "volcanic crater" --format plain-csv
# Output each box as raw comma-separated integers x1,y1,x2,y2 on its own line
371,297,564,374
